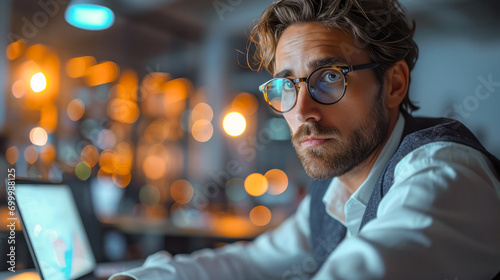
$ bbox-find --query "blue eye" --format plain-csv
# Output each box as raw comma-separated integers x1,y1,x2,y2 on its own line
283,80,294,91
323,73,340,83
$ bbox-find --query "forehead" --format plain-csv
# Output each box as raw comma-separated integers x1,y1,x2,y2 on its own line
275,23,367,74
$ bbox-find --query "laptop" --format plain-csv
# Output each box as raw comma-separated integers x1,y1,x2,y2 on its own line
13,179,143,280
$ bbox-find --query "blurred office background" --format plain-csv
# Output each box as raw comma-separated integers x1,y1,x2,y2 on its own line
0,0,499,272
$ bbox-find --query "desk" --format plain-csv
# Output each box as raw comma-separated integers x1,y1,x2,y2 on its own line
100,211,283,239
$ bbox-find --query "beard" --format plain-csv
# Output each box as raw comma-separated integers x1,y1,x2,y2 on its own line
291,90,388,180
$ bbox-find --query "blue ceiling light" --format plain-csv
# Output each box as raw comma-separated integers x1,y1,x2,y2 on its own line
65,1,115,31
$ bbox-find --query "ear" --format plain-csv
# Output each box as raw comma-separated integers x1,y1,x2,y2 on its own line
384,60,409,110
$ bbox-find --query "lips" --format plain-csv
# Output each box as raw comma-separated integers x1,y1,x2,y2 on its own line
300,137,332,148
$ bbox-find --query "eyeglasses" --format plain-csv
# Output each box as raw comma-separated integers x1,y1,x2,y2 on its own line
259,63,379,113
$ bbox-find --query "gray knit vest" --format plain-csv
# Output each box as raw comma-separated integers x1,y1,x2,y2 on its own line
308,115,500,278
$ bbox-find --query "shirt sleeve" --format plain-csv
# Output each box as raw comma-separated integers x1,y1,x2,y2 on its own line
109,195,314,280
312,142,500,280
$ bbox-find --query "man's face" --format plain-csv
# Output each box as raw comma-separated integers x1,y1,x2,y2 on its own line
274,23,389,180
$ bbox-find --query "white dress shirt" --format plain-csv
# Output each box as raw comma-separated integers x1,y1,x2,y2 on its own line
110,114,500,280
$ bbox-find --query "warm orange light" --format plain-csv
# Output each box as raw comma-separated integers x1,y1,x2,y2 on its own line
107,99,140,124
26,44,46,61
30,72,47,93
114,142,134,175
4,271,41,280
115,69,138,101
141,72,170,96
249,205,272,226
244,173,268,197
191,103,213,122
29,127,48,146
81,145,99,167
6,146,19,165
170,179,194,204
99,150,116,173
191,120,213,143
162,78,190,104
223,112,246,137
265,169,288,195
142,155,166,180
6,39,25,60
211,215,255,238
39,105,58,133
113,172,131,188
24,145,39,164
86,61,119,86
232,92,259,116
12,80,26,98
40,144,56,165
67,99,85,121
66,56,96,78
144,118,170,143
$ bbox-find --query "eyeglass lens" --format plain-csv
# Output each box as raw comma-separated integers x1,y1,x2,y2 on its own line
264,68,345,112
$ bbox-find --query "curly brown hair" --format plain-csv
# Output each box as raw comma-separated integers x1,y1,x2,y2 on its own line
249,0,419,113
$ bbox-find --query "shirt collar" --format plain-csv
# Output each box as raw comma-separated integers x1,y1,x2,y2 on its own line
323,113,406,223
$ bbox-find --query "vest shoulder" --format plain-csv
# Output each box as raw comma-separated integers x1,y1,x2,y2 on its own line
402,116,483,151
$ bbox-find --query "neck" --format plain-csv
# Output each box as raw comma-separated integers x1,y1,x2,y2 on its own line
338,110,399,195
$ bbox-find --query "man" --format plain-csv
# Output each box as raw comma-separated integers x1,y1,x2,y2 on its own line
111,0,500,279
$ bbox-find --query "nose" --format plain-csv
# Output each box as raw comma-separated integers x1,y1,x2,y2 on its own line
292,81,321,123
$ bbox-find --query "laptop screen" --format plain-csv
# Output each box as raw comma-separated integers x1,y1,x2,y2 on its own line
16,183,96,280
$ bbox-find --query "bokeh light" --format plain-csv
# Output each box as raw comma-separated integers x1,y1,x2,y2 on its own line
142,155,166,180
139,185,161,206
144,118,170,143
97,129,116,150
223,112,246,137
265,169,289,195
65,3,115,31
163,78,190,104
99,150,116,173
249,205,272,226
24,145,39,164
170,179,194,204
66,56,96,78
244,173,268,197
40,144,56,165
81,145,99,167
112,173,131,188
107,99,140,124
39,105,58,134
232,92,258,116
30,72,47,93
6,39,25,60
191,120,213,142
12,80,26,98
75,161,91,180
67,99,85,121
6,146,19,165
191,103,213,122
86,61,119,86
114,142,134,175
225,178,246,202
29,127,48,146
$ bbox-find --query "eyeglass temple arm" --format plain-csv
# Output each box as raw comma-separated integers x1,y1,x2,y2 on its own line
348,63,379,73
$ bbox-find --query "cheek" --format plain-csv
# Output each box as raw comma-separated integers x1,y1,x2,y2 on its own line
283,113,298,134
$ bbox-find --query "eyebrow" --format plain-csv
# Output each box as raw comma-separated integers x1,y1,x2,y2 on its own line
274,56,349,79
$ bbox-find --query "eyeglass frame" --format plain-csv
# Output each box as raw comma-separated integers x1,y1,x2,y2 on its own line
259,63,380,113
